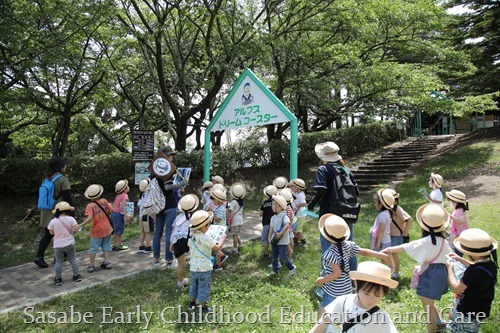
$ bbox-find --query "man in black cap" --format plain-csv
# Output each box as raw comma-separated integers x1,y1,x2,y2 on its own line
152,145,188,267
34,156,74,268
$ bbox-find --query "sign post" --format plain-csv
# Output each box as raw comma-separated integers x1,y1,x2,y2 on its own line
204,68,298,181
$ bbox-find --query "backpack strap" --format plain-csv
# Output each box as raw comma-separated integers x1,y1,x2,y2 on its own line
389,210,404,236
94,200,114,235
342,305,380,332
474,265,497,284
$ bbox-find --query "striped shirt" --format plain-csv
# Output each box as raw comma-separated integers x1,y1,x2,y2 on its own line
321,241,360,297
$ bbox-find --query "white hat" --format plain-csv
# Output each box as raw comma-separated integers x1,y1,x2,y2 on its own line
211,175,224,185
272,195,288,210
139,178,150,192
52,201,75,214
290,178,306,190
315,142,342,162
273,176,288,189
178,194,199,212
211,188,227,202
85,184,104,200
189,210,213,230
350,261,399,289
263,185,278,197
115,179,129,193
318,214,350,243
230,183,246,199
278,188,294,203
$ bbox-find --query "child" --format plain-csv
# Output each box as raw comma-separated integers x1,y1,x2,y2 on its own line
370,189,395,252
273,176,288,190
187,210,226,314
290,178,307,246
200,181,213,210
386,189,413,279
268,195,296,277
227,183,246,254
278,188,296,261
211,175,224,185
170,194,199,288
80,184,114,272
260,185,277,259
137,178,153,253
111,179,130,251
310,261,399,333
48,201,81,285
421,173,444,206
446,228,497,333
446,190,469,256
382,204,452,333
317,214,392,315
204,183,226,212
207,187,228,270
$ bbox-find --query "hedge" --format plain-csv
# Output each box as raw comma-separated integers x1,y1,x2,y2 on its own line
0,121,403,197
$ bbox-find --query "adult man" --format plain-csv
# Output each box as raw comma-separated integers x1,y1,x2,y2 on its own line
307,142,360,270
152,145,188,267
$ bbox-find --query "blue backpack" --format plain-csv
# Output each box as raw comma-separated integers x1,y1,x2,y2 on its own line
37,173,63,210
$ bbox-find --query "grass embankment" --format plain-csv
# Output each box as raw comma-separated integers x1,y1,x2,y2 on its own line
0,137,499,332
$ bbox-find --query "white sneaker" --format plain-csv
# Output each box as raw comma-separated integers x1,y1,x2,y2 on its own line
153,260,162,267
268,262,282,268
289,265,297,277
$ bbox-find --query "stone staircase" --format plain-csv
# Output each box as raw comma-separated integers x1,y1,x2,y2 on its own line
353,135,456,192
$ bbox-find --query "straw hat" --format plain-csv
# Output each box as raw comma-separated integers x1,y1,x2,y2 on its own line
230,183,246,199
350,261,399,289
202,181,213,189
445,190,467,204
273,176,288,189
263,185,278,197
178,194,199,212
189,210,213,230
85,184,104,200
431,173,444,188
272,195,288,210
212,183,226,193
278,188,294,203
115,179,129,193
139,178,150,192
318,214,350,243
211,188,227,202
453,228,498,257
211,175,224,185
52,201,75,214
377,189,395,210
290,178,306,190
385,188,399,199
315,142,342,162
416,204,449,233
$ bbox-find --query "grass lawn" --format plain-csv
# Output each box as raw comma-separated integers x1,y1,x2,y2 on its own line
0,136,498,332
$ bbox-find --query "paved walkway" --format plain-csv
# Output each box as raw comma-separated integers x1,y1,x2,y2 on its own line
0,212,263,315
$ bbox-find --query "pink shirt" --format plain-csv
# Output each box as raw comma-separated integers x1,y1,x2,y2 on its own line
113,193,129,213
450,208,468,236
47,216,77,248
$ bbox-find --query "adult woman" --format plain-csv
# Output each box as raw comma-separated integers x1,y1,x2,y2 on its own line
34,156,73,268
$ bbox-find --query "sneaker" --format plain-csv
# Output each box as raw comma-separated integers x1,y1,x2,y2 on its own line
213,264,223,271
268,262,282,268
187,303,197,312
34,257,49,268
201,306,214,315
144,246,153,253
165,260,175,268
87,266,95,273
267,271,278,276
176,278,189,289
114,244,128,251
73,274,82,282
391,272,401,279
289,265,297,277
229,248,238,254
54,278,62,286
100,261,112,269
262,253,270,259
299,239,307,246
153,260,162,267
293,239,299,246
138,245,146,253
220,254,229,264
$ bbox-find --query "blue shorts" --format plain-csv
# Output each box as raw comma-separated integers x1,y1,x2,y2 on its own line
391,236,404,246
320,292,337,309
261,225,270,244
189,271,212,303
417,263,448,300
111,212,125,235
89,236,112,254
447,308,482,333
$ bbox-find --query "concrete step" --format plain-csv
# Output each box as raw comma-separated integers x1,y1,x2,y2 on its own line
366,160,414,166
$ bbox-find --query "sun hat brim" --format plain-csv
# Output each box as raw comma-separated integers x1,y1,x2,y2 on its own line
453,230,498,257
431,173,443,188
314,143,342,162
178,194,200,212
290,179,306,190
445,191,467,204
230,184,246,199
377,189,394,210
416,204,449,233
52,203,75,215
350,270,399,289
318,214,350,243
115,179,129,193
85,185,104,200
190,211,213,230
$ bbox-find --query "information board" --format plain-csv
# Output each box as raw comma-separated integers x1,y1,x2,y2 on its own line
132,130,154,161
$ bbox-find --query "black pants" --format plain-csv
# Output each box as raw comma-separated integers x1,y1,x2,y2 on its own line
36,227,53,259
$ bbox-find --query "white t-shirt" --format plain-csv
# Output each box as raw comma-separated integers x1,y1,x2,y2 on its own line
324,294,399,333
47,216,77,248
293,191,306,218
402,236,451,265
270,211,291,245
170,213,190,245
228,199,244,226
430,188,443,206
373,210,392,245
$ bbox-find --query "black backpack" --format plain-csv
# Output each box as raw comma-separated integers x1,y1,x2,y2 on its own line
325,163,361,223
